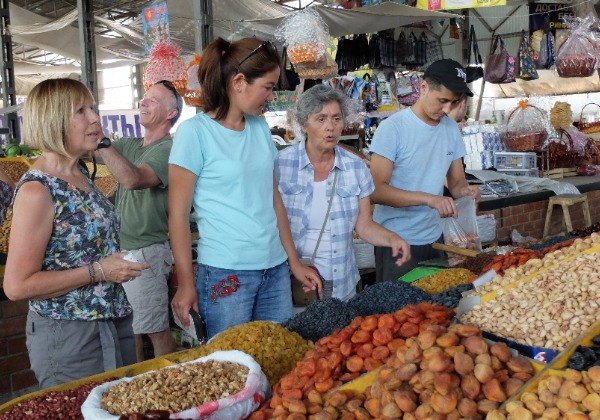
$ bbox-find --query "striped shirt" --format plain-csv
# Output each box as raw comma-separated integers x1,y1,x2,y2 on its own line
275,141,374,300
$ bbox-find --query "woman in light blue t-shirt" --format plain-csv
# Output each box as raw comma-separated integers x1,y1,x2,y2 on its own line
169,37,322,339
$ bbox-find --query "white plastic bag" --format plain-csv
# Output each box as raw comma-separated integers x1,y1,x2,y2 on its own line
81,350,270,420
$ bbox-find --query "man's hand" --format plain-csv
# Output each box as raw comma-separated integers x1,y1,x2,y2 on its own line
427,195,458,218
460,185,481,203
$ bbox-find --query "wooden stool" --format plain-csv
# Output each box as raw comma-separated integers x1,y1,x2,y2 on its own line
543,194,592,238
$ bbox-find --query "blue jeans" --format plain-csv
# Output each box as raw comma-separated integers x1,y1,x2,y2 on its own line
196,261,293,339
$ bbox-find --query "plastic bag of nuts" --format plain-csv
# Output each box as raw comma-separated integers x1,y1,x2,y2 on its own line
82,350,269,419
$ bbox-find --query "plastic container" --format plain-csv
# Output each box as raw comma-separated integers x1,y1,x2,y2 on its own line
493,151,537,170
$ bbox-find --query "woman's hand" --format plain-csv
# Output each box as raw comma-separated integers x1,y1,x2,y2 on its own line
390,235,411,267
100,252,150,283
171,285,198,330
290,260,323,296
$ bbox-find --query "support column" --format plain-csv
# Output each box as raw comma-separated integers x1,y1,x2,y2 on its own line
77,0,98,103
0,0,19,144
194,0,213,52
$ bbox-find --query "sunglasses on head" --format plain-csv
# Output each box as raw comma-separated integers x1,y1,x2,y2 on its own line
154,80,182,114
236,40,277,73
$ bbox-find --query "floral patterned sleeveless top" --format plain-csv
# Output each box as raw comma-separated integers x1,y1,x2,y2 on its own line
16,169,131,320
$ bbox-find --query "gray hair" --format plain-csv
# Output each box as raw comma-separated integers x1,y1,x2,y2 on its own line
292,84,352,141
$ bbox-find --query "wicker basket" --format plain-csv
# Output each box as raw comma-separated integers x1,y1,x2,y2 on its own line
502,104,547,151
538,129,579,171
578,103,600,134
556,54,596,78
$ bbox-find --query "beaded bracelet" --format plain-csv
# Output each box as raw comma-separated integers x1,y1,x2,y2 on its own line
88,263,95,285
94,261,107,283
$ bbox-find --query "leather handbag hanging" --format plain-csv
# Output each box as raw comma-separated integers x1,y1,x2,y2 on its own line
466,25,484,83
484,35,515,84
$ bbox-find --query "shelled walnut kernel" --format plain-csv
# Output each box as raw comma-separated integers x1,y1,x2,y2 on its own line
101,360,249,415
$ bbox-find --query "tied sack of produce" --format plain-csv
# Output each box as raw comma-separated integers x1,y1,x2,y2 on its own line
556,16,598,78
501,99,548,152
81,350,270,420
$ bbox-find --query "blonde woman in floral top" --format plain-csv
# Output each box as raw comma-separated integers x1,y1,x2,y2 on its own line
4,79,150,388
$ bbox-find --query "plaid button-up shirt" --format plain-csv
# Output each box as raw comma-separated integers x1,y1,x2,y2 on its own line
275,141,374,299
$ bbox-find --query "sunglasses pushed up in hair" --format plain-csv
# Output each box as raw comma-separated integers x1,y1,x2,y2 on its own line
236,41,277,73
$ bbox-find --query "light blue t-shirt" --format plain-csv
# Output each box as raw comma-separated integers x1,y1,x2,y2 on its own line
169,113,287,270
370,108,466,246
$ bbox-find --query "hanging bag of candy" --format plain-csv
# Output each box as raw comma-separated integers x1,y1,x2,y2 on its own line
556,16,598,78
143,39,187,95
276,8,330,66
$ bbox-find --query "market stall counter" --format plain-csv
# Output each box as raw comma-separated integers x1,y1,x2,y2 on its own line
477,175,600,242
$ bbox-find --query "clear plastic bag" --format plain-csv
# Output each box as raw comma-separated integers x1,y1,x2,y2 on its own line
275,8,330,65
556,16,598,78
441,196,482,266
501,100,548,151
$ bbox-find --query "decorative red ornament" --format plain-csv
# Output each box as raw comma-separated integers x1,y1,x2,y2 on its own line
143,39,187,95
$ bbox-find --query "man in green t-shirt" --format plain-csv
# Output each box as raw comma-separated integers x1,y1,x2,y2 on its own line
96,80,182,361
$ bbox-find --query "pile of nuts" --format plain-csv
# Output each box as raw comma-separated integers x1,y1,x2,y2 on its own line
473,236,598,297
250,302,456,418
0,378,117,419
493,366,600,419
251,323,534,419
411,268,474,295
0,160,30,183
101,360,248,415
462,252,600,350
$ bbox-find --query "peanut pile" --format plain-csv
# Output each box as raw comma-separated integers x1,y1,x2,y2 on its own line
462,251,600,350
492,366,600,419
0,378,117,419
101,360,248,415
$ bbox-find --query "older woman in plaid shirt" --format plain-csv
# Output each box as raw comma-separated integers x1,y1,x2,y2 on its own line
275,85,411,302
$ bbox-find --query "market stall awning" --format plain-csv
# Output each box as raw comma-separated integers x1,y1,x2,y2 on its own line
311,2,458,38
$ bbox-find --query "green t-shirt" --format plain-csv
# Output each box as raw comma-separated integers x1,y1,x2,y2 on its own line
113,135,172,250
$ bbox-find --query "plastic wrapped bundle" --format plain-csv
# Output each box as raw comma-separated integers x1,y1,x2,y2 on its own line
275,8,330,65
143,39,187,95
501,99,548,151
556,16,598,78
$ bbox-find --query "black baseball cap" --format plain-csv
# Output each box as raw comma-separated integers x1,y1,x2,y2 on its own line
424,59,474,97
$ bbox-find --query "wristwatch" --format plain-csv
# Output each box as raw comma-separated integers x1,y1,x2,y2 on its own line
97,137,112,150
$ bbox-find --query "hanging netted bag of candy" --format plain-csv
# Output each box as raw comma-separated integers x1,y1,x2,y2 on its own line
556,16,599,78
275,8,330,65
143,39,187,94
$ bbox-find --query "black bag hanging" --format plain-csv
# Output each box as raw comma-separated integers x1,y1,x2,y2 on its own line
396,31,408,65
465,25,484,83
414,32,427,67
368,33,381,69
279,47,300,91
403,32,417,66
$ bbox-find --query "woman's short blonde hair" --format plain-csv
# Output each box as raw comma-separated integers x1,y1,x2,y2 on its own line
23,78,94,158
